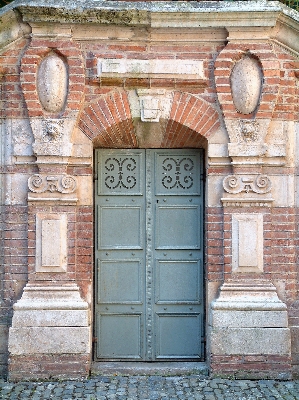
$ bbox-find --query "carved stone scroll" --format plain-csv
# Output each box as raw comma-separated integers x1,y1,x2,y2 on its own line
223,174,272,195
28,174,77,194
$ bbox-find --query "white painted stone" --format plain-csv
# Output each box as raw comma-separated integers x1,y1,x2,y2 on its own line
224,119,270,161
9,327,90,355
128,89,174,148
211,327,291,355
211,281,287,311
230,56,263,114
210,281,291,356
98,58,205,79
36,214,67,272
4,173,30,206
232,214,263,273
8,119,34,157
13,285,89,310
37,52,68,113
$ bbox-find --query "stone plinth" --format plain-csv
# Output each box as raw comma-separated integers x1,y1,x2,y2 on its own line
209,281,291,379
8,284,91,381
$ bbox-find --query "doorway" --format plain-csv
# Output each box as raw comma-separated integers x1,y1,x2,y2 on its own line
94,149,204,361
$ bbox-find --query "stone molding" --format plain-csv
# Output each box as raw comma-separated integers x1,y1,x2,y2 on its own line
221,199,274,208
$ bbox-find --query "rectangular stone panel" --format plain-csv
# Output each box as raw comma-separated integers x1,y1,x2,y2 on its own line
36,214,67,273
8,327,90,354
211,310,288,328
232,214,263,273
98,59,204,79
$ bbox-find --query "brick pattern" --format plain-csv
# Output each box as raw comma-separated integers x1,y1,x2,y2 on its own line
215,43,279,120
206,207,224,282
75,206,93,301
1,21,299,380
79,91,137,148
8,354,90,381
215,42,298,122
20,39,85,118
85,42,220,98
210,354,292,379
0,39,29,119
162,92,221,147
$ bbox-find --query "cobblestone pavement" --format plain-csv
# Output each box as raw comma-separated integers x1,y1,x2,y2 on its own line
0,376,299,400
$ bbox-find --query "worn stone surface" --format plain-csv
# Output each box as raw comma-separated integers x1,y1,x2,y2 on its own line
211,327,291,355
37,52,68,113
230,56,263,115
1,375,299,399
8,326,90,355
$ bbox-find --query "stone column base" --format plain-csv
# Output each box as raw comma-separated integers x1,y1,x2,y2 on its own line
8,284,91,381
209,281,292,379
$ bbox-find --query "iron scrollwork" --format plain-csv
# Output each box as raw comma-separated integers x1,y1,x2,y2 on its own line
161,157,194,190
104,157,137,190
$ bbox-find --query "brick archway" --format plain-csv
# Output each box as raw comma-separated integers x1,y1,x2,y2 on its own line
78,90,221,147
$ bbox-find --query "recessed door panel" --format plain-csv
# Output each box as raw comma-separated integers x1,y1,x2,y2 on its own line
156,205,200,249
156,314,202,359
95,149,204,361
99,206,143,249
98,259,142,303
97,314,142,359
156,260,200,303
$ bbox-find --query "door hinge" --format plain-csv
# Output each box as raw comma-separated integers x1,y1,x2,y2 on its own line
92,337,98,343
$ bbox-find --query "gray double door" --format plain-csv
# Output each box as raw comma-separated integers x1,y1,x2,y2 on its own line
95,149,204,361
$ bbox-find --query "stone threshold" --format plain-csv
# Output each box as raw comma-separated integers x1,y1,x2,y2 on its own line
91,362,209,376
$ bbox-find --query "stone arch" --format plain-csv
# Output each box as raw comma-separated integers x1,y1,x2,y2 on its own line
78,90,221,148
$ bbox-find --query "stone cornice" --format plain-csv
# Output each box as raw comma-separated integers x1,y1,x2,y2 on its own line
0,1,299,54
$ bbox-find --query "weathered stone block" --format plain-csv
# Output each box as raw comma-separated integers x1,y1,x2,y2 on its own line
211,327,291,355
8,327,90,355
211,310,288,328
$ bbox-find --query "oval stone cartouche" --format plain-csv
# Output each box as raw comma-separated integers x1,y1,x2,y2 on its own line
230,56,263,115
37,52,68,113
